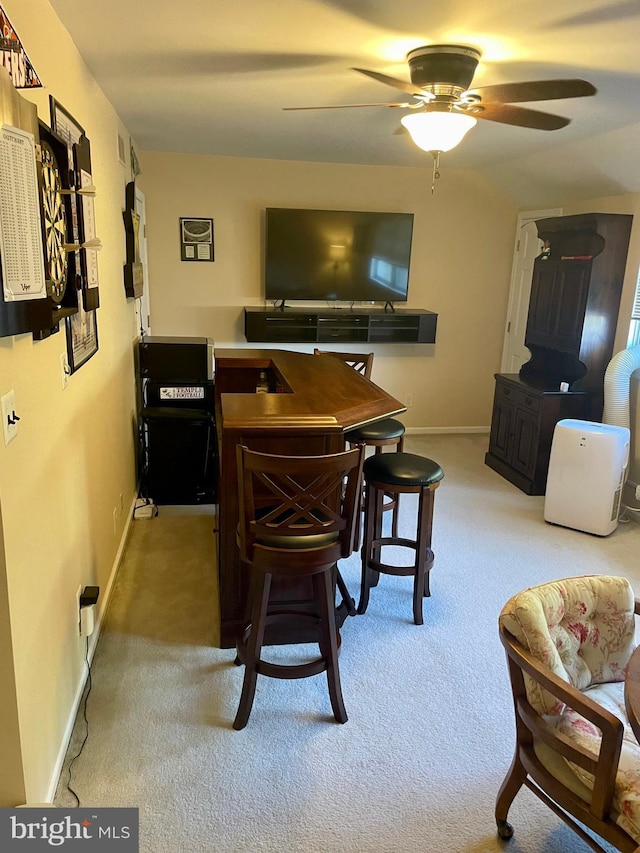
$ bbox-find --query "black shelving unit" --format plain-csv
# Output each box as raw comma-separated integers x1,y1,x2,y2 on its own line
244,307,437,344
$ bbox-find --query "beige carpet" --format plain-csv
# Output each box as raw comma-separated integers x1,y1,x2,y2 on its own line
55,433,640,852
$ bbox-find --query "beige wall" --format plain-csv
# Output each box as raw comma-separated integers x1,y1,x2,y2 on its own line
140,152,518,428
0,0,139,803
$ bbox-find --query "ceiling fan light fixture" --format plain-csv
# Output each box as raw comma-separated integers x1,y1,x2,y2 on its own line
400,111,477,153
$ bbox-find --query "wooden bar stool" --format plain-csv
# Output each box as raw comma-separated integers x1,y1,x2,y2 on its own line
358,452,444,625
233,444,365,730
346,418,405,538
312,349,406,536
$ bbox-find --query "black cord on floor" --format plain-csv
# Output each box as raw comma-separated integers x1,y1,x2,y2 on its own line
66,636,92,808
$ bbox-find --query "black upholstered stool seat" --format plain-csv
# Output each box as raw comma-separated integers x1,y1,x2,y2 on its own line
358,451,444,625
347,417,406,444
363,452,444,488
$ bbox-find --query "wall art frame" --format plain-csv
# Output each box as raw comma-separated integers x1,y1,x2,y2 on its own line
66,300,98,373
123,181,143,298
179,217,214,262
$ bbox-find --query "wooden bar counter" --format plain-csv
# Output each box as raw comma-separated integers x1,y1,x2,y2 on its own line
214,348,405,648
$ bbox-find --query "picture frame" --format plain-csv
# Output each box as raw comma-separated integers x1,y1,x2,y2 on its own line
123,181,143,298
179,217,214,262
49,96,85,149
65,300,98,373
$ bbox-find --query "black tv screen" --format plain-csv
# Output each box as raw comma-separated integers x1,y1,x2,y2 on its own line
264,208,414,304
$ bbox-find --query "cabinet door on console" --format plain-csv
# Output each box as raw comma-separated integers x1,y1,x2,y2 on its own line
526,261,591,353
511,407,540,480
488,393,515,466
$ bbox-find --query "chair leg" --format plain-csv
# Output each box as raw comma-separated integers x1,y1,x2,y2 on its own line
336,566,356,617
408,485,438,625
495,752,527,840
233,572,272,730
315,571,347,723
358,483,379,615
391,492,400,539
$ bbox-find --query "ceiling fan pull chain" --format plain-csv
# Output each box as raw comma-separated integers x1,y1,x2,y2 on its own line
431,152,441,194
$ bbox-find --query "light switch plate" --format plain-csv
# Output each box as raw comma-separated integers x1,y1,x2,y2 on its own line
1,390,18,445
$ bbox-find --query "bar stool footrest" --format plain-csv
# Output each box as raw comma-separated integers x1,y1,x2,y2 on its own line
237,611,341,680
369,537,435,576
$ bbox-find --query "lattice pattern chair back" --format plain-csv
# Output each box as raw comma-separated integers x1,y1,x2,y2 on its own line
313,349,374,379
236,445,365,568
499,574,636,716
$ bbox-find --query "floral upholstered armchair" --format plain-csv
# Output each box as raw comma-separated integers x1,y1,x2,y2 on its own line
497,574,640,853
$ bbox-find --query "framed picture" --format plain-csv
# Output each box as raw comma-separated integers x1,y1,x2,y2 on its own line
123,181,143,298
49,96,84,149
179,217,214,262
65,301,98,373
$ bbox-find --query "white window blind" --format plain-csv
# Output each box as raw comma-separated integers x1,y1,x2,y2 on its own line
631,266,640,320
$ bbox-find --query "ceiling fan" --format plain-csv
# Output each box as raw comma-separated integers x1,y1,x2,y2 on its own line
284,44,596,189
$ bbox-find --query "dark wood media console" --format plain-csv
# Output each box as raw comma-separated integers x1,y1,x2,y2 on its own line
244,307,437,344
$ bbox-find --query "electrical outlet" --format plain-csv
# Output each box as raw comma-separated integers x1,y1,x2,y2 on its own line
405,393,413,407
1,390,18,445
60,353,70,389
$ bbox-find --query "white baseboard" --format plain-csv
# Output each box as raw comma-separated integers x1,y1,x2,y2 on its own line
404,426,490,435
46,492,137,803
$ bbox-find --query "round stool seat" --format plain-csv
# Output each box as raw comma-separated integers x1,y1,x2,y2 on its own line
364,452,444,489
347,418,405,444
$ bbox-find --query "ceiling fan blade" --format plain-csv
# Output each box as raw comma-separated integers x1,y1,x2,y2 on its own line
283,101,413,110
471,102,571,130
467,79,596,104
351,67,427,98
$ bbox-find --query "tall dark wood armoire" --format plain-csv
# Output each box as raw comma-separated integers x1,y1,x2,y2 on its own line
485,212,633,495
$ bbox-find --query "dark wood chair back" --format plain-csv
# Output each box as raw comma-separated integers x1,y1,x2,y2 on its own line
313,349,374,379
236,444,365,572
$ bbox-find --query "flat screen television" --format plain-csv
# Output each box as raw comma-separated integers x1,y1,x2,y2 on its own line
264,208,414,304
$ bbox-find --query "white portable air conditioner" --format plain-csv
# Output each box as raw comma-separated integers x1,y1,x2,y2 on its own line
544,419,630,536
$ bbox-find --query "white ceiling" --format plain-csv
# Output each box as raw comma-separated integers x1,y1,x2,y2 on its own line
49,0,640,203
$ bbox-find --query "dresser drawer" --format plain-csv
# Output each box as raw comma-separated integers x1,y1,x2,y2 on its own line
497,383,540,415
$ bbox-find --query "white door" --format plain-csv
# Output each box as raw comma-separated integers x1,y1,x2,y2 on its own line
501,208,562,373
134,187,151,336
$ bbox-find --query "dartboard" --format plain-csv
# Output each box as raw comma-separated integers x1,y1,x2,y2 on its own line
40,141,68,302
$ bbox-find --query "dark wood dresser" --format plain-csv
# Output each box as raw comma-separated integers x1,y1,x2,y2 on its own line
486,212,633,495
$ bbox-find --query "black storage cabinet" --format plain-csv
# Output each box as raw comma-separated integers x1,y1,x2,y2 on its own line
136,337,217,505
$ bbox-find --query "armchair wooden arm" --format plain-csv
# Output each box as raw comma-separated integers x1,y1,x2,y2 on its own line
498,622,636,853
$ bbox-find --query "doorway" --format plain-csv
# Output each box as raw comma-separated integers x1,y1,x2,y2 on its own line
500,208,562,373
